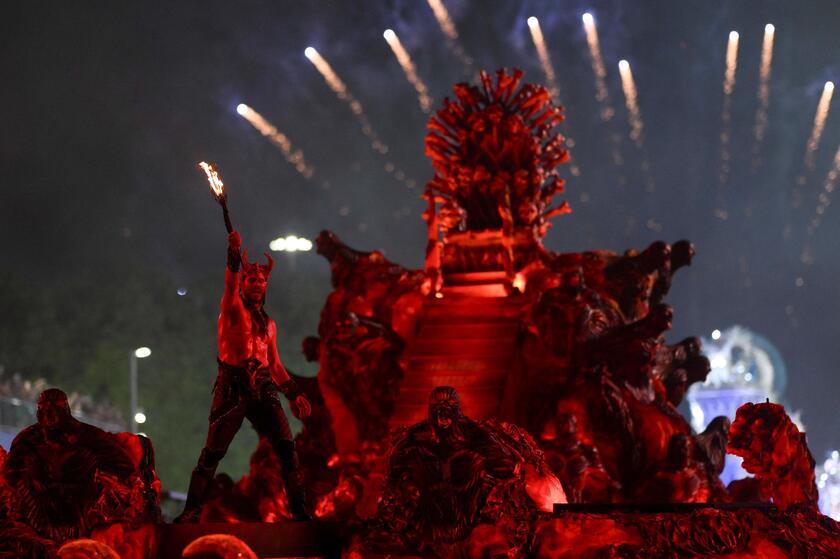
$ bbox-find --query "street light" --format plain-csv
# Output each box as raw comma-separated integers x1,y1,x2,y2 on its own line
130,347,151,432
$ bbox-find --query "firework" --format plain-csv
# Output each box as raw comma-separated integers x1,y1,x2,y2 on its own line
718,30,740,197
304,47,388,154
618,60,655,193
426,0,472,73
527,17,559,98
236,104,315,179
304,46,415,188
582,13,623,166
384,29,432,113
808,145,840,235
582,13,614,121
753,25,775,147
304,46,387,154
799,82,835,185
618,60,644,147
528,16,581,176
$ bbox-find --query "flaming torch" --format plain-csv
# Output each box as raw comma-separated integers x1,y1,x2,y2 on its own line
198,161,233,233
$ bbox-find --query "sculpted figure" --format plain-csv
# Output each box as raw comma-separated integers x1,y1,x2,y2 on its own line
3,389,153,543
374,387,563,554
177,231,312,522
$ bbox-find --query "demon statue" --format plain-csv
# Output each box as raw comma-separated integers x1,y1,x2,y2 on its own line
0,388,158,558
176,230,312,522
370,386,564,556
728,401,819,511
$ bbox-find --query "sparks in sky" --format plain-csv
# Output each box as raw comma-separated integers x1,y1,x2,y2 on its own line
305,46,415,188
618,60,644,147
717,30,740,211
752,24,776,169
384,29,432,113
426,0,472,73
582,12,613,121
236,103,315,179
527,17,559,98
582,12,623,167
808,144,840,235
800,81,835,184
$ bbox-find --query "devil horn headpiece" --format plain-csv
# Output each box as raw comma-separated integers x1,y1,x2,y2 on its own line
240,249,274,277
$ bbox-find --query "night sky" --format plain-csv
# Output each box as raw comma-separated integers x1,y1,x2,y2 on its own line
3,1,839,459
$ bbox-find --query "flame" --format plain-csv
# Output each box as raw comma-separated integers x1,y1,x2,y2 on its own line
383,28,432,112
236,103,315,178
198,161,224,198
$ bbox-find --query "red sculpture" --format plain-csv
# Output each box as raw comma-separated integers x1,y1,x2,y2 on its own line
728,401,819,511
424,69,572,285
0,388,159,558
176,230,312,522
370,386,564,556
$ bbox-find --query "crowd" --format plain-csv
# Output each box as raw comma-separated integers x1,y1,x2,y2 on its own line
0,371,125,429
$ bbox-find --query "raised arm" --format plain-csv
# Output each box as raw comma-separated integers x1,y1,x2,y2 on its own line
222,231,242,309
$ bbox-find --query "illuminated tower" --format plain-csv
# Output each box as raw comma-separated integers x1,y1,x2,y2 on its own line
686,325,789,484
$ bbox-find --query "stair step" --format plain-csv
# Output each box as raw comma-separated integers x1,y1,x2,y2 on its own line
423,303,524,320
441,283,508,297
409,338,515,356
407,355,510,372
444,271,509,284
417,321,518,340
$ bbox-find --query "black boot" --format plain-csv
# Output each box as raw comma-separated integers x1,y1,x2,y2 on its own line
284,468,312,521
277,441,311,521
174,450,220,523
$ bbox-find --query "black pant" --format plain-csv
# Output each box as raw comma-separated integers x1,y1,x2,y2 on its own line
181,360,306,519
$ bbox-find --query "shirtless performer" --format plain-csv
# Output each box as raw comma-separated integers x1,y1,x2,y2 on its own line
177,230,312,522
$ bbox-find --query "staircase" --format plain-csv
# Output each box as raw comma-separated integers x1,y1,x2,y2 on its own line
389,273,526,428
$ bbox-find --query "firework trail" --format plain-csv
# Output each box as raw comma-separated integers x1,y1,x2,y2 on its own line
807,145,840,235
527,16,581,177
236,104,315,179
618,60,644,148
305,47,415,188
794,81,835,202
618,59,655,193
426,0,473,74
582,13,623,167
384,29,432,113
527,17,559,98
751,24,776,170
715,31,740,219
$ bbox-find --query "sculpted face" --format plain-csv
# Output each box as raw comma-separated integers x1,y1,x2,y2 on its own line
36,388,72,430
428,386,463,434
